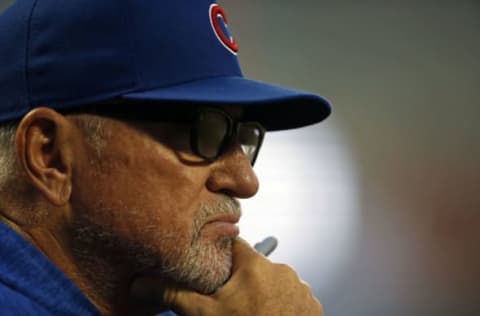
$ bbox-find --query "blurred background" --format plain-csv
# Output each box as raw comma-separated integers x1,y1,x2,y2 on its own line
1,0,479,315
227,1,480,315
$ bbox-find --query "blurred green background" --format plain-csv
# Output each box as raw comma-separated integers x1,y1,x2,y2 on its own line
1,0,479,315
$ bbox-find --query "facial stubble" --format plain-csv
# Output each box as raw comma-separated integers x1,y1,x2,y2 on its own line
71,195,242,296
153,195,241,293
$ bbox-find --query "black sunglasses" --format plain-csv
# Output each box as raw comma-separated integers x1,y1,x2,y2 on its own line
70,102,265,166
192,107,265,165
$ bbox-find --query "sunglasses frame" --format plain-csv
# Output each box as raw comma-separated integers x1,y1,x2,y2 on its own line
64,101,265,165
191,107,265,166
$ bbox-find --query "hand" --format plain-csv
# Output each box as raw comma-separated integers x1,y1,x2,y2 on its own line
130,238,324,316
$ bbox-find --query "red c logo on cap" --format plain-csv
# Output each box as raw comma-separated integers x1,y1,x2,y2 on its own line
209,4,239,55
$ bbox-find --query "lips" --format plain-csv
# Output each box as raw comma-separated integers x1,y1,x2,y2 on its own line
205,213,240,225
202,213,241,237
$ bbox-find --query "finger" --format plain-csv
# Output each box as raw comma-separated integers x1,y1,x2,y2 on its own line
231,237,265,271
130,277,212,315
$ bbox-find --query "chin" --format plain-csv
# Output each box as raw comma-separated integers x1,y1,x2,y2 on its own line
164,235,234,294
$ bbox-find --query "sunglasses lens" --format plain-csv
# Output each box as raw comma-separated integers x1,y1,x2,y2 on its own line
238,124,263,164
196,111,229,159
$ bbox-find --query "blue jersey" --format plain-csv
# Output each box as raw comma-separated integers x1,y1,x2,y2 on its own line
0,222,178,315
0,221,99,315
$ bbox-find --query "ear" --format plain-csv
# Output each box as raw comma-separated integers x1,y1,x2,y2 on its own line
15,107,74,206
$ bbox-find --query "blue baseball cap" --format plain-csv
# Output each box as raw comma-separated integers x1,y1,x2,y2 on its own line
0,0,331,130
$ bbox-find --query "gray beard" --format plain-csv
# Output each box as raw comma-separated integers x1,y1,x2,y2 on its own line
70,195,241,296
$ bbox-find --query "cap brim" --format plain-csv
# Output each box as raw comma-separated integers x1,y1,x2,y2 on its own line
121,76,331,131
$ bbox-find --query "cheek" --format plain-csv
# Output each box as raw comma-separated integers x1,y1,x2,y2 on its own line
72,140,209,244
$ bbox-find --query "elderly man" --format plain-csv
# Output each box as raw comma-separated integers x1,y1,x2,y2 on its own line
0,0,331,315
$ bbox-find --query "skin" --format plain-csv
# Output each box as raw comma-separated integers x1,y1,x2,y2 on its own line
0,106,324,315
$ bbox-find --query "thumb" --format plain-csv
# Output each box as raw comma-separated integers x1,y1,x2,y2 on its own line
130,277,212,315
231,237,264,271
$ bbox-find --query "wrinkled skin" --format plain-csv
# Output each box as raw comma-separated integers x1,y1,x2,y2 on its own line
5,106,323,315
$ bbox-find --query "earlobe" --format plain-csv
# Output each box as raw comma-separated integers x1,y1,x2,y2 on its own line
16,108,73,206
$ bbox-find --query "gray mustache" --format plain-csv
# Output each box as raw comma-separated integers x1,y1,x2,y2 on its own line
193,195,242,233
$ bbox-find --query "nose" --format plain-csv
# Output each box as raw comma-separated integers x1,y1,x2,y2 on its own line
206,143,259,198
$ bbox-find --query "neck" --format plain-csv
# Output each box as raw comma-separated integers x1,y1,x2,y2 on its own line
69,245,132,315
0,216,135,315
67,221,162,316
1,211,167,316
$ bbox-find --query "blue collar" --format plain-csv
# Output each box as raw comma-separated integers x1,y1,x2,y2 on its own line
0,222,99,315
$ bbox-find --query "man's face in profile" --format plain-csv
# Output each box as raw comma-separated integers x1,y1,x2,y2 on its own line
68,108,258,294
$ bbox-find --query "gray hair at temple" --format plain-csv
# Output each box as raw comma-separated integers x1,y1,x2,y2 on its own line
0,114,106,197
0,122,18,189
